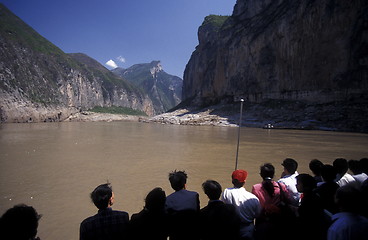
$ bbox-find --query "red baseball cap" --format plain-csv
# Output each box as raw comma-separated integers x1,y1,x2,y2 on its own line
232,169,248,183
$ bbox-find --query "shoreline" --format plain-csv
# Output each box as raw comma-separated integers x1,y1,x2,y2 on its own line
2,104,367,134
63,111,143,122
145,108,238,127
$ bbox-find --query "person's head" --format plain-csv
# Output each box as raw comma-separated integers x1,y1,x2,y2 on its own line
309,159,324,176
333,158,349,175
260,163,275,196
282,158,298,175
348,159,362,175
335,184,362,213
0,204,41,240
321,164,337,182
232,169,248,188
260,163,275,180
90,183,114,210
296,173,316,193
145,187,166,212
202,180,222,201
168,170,187,191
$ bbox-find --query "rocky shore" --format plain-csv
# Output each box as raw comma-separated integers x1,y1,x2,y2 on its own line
64,111,142,122
63,108,236,127
146,108,238,127
3,99,366,133
145,100,368,133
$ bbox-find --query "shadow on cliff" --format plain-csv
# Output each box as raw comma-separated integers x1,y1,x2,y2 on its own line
169,96,368,133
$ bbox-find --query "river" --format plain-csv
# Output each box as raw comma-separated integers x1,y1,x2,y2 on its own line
0,121,367,239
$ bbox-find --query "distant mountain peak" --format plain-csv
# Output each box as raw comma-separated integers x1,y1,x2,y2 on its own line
149,61,163,77
112,61,183,113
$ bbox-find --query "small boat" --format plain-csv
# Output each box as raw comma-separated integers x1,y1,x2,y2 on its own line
263,123,274,129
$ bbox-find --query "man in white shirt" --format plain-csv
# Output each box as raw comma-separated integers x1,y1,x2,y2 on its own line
333,158,356,187
278,158,301,206
348,159,368,185
221,169,261,240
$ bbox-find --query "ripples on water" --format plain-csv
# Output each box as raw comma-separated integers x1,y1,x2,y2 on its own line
0,122,367,239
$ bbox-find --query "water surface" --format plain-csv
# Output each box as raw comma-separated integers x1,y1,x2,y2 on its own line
0,122,367,239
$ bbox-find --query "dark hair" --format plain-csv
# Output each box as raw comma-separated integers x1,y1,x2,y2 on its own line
260,163,275,197
282,158,298,174
145,187,166,212
309,159,324,176
348,159,362,175
321,164,337,182
296,174,316,193
0,204,41,240
168,170,187,191
202,180,222,200
90,183,113,209
333,158,349,175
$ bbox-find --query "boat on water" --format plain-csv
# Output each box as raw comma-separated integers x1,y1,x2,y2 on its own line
263,123,274,129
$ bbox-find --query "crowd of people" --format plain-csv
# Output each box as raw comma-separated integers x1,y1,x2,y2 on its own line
1,157,368,240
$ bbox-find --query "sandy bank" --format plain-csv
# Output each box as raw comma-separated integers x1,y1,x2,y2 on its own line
64,111,143,122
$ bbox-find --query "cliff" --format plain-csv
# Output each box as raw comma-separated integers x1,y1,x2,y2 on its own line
112,61,183,114
0,4,154,122
182,0,368,132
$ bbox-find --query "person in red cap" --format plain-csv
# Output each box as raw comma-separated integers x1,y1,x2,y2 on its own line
221,169,261,240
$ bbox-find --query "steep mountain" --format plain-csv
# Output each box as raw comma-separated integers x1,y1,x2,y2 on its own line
182,0,368,132
112,61,182,113
0,4,154,122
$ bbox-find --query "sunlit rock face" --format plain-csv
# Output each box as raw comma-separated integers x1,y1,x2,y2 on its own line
0,4,155,122
183,0,368,106
112,61,183,114
150,61,163,77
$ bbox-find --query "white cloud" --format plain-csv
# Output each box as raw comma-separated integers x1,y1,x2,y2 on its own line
116,56,126,63
105,59,118,69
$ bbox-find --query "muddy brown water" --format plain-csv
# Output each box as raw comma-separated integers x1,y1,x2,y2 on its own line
1,122,367,239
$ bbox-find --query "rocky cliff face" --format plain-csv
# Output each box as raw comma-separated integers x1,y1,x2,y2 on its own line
112,61,183,114
0,4,154,122
184,0,368,105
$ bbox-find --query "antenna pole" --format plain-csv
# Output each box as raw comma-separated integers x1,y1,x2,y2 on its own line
235,98,244,170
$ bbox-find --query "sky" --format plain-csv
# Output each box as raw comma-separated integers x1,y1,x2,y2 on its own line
1,0,236,78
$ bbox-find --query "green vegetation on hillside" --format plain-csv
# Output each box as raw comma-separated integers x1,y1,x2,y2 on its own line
69,53,144,95
89,106,147,116
0,4,147,112
201,15,229,31
0,4,64,57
